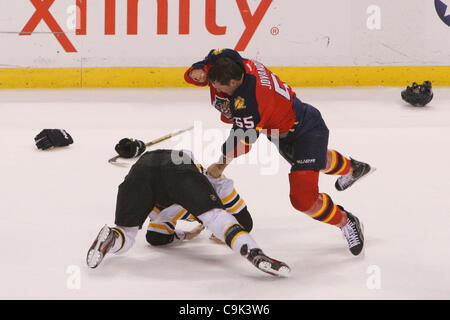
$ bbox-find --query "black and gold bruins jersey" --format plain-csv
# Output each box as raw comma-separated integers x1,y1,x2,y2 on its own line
147,174,247,237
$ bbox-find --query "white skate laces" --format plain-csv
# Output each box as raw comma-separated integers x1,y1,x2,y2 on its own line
341,220,361,249
340,212,364,256
335,158,374,191
336,175,354,190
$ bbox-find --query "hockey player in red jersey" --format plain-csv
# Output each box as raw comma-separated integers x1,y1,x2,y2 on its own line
185,48,374,256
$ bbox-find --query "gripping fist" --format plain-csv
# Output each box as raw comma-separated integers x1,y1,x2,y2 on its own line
35,129,73,150
190,69,207,83
115,138,146,158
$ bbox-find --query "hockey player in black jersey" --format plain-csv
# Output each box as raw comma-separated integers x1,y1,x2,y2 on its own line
144,167,253,246
87,148,290,277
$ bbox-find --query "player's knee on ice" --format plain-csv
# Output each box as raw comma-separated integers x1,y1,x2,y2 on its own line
146,231,174,246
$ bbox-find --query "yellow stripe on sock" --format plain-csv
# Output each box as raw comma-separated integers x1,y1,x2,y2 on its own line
112,228,125,251
311,194,329,218
324,150,337,174
322,204,338,223
335,156,349,175
230,231,248,249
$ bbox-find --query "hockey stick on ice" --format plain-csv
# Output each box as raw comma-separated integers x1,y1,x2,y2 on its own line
108,125,194,164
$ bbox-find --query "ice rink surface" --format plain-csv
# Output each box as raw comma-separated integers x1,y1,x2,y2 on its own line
1,87,449,300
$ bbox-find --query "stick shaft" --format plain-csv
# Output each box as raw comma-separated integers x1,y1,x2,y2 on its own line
145,126,194,147
108,125,194,163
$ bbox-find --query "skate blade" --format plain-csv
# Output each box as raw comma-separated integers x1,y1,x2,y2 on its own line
356,166,377,186
257,261,291,277
357,222,366,257
87,250,104,268
86,225,111,269
338,166,377,191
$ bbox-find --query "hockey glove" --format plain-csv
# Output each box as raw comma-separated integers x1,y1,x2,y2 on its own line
35,129,73,150
401,81,433,106
115,138,146,158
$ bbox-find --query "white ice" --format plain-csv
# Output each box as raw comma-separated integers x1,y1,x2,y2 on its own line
1,87,449,300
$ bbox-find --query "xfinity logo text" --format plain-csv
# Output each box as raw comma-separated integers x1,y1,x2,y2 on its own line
435,0,450,26
19,0,273,53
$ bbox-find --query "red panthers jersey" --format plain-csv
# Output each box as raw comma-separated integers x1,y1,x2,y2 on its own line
185,49,298,159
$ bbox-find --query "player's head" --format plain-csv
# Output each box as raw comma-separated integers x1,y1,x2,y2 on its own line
208,57,244,95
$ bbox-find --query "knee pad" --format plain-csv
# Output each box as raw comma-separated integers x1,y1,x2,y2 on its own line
146,231,174,246
289,170,320,212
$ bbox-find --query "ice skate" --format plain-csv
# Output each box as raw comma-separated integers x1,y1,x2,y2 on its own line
340,209,364,256
241,245,290,277
335,158,374,191
86,225,118,268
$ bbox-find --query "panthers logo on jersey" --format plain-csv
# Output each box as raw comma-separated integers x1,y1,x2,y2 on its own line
214,95,232,119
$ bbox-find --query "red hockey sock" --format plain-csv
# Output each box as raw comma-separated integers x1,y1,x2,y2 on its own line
322,150,352,176
289,171,348,227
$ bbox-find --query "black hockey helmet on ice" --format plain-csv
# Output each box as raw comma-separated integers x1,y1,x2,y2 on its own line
401,81,433,107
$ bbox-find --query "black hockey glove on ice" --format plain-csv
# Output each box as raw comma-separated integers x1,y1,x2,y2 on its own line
401,81,433,106
115,138,146,158
35,129,73,150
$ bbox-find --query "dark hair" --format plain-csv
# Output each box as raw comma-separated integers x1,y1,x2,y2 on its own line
207,57,244,85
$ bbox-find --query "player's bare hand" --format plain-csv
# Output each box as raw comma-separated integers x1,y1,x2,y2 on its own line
185,225,205,240
206,163,226,178
190,69,207,83
209,234,225,245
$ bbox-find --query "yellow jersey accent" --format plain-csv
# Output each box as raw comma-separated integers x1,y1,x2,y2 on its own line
234,96,246,110
171,209,187,225
148,223,174,234
227,199,244,214
221,189,237,204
